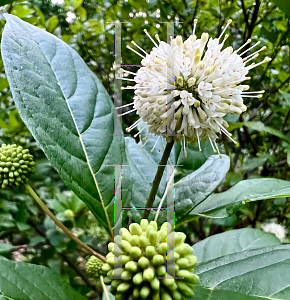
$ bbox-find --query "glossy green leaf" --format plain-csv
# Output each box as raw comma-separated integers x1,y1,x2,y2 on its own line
272,0,290,17
1,14,129,235
191,286,284,300
196,245,290,299
0,258,86,300
280,90,290,107
229,121,290,144
193,228,281,264
173,155,230,224
191,178,290,218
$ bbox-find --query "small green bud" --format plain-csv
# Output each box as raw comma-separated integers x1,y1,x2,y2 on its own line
130,235,140,247
176,282,194,297
121,270,132,280
140,219,148,231
107,257,115,266
129,223,142,236
157,265,166,276
163,278,175,287
64,209,74,219
148,230,158,246
86,256,104,278
158,242,167,255
149,221,158,231
175,244,193,256
143,267,155,281
176,258,188,268
145,245,156,258
152,254,165,266
117,282,131,293
140,235,150,248
161,291,173,300
138,256,149,269
133,287,140,298
120,255,130,265
111,279,122,289
133,272,143,285
157,230,167,243
172,290,182,300
130,246,142,260
125,261,138,272
151,277,160,290
187,255,197,268
140,286,150,299
175,232,186,245
122,240,131,253
120,228,132,242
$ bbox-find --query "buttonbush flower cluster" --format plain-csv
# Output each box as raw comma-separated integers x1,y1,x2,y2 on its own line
102,220,198,300
117,20,269,154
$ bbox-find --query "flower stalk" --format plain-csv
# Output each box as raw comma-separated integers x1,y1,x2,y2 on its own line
25,184,106,262
142,141,174,219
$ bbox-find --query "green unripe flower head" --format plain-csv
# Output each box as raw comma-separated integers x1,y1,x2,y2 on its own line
64,209,74,219
86,256,105,278
103,220,198,299
0,144,35,189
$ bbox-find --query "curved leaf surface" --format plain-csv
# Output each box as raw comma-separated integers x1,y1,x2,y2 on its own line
193,228,281,264
192,178,290,218
1,14,129,235
0,258,86,300
196,245,290,299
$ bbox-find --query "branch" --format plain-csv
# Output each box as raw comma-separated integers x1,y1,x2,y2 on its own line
25,184,106,262
142,141,174,219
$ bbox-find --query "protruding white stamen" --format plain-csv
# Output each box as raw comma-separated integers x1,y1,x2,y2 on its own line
144,29,158,47
247,57,271,70
117,108,137,117
196,130,201,151
126,118,142,132
151,136,161,152
207,133,217,152
193,19,198,36
235,39,251,53
116,77,136,82
126,45,145,58
242,90,265,94
115,102,134,110
141,134,152,149
240,41,261,56
131,41,148,55
134,125,147,138
155,34,161,43
219,19,232,40
244,46,266,60
244,53,259,64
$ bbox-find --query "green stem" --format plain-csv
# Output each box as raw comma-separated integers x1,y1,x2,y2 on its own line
25,184,106,262
142,141,174,220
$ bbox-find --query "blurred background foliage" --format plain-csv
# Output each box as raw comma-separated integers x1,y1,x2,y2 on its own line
0,0,290,298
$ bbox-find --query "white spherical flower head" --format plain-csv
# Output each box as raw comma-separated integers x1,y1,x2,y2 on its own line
117,19,269,153
262,223,286,242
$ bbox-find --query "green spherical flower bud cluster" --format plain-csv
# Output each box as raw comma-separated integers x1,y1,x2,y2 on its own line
102,220,199,300
86,255,105,279
0,144,35,189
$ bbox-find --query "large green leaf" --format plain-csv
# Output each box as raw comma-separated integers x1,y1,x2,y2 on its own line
195,245,290,299
172,155,230,224
125,121,213,223
191,286,285,300
1,14,129,235
0,258,86,300
191,178,290,218
229,121,290,145
272,0,290,17
193,228,281,264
